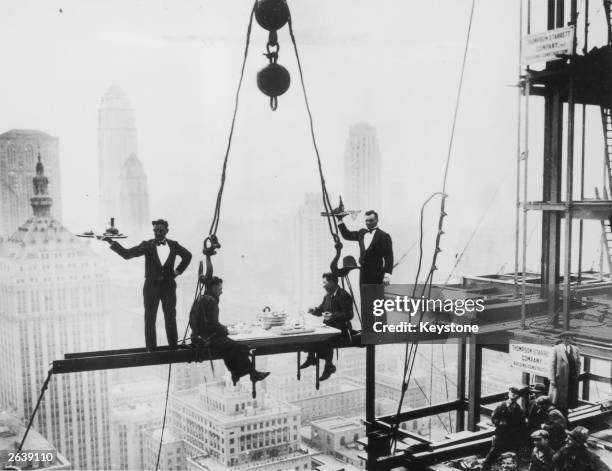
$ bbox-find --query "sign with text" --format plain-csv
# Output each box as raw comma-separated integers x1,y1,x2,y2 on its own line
509,342,553,377
521,26,574,65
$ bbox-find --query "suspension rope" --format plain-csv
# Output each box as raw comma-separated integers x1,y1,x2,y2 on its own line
18,368,53,452
287,15,339,244
208,1,257,238
155,364,173,471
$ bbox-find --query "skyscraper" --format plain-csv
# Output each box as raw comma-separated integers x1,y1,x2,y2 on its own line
293,193,333,308
119,153,150,235
0,129,62,237
343,123,382,212
98,85,140,227
0,154,111,469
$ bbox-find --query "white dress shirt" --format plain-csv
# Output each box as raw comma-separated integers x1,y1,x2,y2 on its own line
156,239,170,264
364,228,376,250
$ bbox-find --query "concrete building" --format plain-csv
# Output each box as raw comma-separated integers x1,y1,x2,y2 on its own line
0,154,111,469
98,85,142,228
111,401,164,470
294,193,332,308
306,416,365,470
0,410,71,470
170,379,315,470
119,153,150,237
143,427,186,471
0,129,61,237
343,123,381,212
265,354,364,424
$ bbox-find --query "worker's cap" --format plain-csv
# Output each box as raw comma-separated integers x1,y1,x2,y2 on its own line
152,219,169,228
558,330,574,338
567,426,589,445
508,386,522,394
535,395,551,406
529,383,546,394
530,429,549,440
500,451,518,462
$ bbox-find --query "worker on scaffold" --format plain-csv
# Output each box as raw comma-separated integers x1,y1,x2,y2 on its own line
190,276,270,386
103,219,192,350
300,271,354,381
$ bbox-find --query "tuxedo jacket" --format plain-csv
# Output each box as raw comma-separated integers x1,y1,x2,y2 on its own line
110,239,192,281
338,223,393,284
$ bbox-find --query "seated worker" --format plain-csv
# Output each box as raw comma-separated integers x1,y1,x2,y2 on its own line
529,429,554,471
536,396,567,452
482,386,527,471
190,276,269,385
300,272,354,381
553,426,612,471
526,383,548,434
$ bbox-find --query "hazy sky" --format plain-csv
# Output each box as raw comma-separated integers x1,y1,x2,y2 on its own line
1,0,609,282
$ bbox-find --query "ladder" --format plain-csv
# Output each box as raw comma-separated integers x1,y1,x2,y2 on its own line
601,107,612,191
605,0,612,45
595,187,612,276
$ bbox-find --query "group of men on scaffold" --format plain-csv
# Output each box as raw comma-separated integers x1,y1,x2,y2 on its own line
102,208,394,385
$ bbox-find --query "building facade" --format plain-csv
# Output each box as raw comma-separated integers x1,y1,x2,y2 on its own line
343,123,381,212
98,85,141,228
119,153,150,236
170,380,313,470
0,155,111,469
294,193,333,308
0,129,62,237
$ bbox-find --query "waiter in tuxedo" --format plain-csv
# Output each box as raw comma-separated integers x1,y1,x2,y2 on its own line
103,219,192,349
337,210,393,334
337,210,394,285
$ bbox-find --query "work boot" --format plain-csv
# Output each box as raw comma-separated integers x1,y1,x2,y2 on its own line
250,371,270,383
319,363,336,381
299,354,317,369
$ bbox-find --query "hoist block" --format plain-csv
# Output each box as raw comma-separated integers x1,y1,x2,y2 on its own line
257,63,290,97
255,0,290,31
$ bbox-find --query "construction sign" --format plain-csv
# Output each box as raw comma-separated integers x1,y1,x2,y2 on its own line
521,26,575,65
509,342,554,377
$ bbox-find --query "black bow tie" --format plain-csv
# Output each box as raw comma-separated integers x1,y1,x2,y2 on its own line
367,228,376,234
156,240,167,246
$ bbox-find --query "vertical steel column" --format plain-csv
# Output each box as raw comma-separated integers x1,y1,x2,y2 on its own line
582,356,591,401
456,338,467,431
366,345,376,424
563,0,577,330
542,0,565,327
467,339,482,431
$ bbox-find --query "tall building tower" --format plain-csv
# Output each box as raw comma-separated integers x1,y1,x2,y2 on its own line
294,193,333,308
119,153,150,236
98,85,138,226
0,129,62,237
343,123,382,212
0,154,111,469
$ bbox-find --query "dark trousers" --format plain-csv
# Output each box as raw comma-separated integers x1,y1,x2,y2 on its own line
143,279,178,348
305,345,333,363
210,336,253,378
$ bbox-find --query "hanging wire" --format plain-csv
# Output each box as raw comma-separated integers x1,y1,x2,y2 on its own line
287,15,340,245
208,1,257,238
155,364,173,471
390,0,477,451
